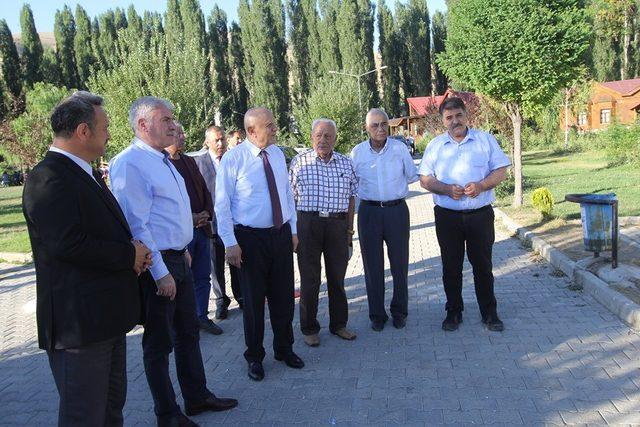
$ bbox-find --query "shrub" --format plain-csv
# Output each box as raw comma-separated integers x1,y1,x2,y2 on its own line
531,187,554,219
495,171,515,199
599,123,640,166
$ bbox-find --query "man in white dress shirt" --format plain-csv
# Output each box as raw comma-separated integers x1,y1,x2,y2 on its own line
215,107,304,382
109,97,237,426
351,108,418,332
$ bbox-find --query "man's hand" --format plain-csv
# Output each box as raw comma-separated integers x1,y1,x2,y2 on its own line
448,184,465,200
133,240,152,276
192,211,209,228
464,181,485,198
156,273,177,300
225,245,242,268
292,234,299,253
185,250,192,268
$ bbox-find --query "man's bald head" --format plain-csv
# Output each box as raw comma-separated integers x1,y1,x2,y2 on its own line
244,107,278,148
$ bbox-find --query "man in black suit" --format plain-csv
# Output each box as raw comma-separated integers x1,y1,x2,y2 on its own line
22,91,152,426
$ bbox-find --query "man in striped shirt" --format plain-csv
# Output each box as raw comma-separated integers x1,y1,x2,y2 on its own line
289,119,358,347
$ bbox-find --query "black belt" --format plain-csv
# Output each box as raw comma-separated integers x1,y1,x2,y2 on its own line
436,204,492,214
160,248,187,257
234,223,290,234
298,211,347,219
361,199,404,207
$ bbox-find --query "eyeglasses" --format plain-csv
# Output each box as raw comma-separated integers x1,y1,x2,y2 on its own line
369,122,388,130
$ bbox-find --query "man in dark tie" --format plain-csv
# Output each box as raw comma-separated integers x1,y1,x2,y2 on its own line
110,97,237,426
194,126,243,320
215,107,304,381
22,91,152,426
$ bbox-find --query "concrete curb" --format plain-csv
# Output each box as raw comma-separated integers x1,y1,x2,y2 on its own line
494,208,640,330
0,252,32,264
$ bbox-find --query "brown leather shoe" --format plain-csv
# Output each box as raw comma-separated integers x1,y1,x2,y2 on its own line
303,333,320,347
332,328,357,340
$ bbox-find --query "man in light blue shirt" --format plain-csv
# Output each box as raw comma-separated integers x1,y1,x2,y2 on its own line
419,96,511,333
110,96,237,425
351,108,418,332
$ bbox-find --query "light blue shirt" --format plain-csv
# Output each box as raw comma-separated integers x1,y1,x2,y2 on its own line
109,138,193,280
418,128,511,210
350,137,418,202
215,141,297,248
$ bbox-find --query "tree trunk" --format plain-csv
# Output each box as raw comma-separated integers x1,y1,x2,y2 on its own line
623,8,631,80
564,88,570,150
506,103,523,208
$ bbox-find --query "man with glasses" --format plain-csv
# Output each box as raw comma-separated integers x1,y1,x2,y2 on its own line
350,108,418,332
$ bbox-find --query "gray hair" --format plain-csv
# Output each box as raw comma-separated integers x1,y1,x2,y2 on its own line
51,91,104,138
311,118,337,134
365,108,389,125
128,96,174,133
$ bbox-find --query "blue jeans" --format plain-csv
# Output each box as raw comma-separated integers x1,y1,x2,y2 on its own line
187,227,212,321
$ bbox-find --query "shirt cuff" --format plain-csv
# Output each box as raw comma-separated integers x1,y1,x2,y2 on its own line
149,251,169,281
220,232,238,248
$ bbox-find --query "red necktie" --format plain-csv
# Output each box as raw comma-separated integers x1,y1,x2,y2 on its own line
259,150,283,229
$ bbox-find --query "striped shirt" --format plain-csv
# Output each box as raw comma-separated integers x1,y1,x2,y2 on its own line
289,149,358,213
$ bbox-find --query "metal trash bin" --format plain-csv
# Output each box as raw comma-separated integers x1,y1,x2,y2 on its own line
565,193,618,268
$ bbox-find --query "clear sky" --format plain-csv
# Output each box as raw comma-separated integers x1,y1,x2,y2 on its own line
2,0,447,34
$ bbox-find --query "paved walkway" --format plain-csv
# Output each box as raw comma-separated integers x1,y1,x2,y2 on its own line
1,184,640,426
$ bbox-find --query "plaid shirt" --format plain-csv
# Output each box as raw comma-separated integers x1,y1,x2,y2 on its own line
289,149,358,213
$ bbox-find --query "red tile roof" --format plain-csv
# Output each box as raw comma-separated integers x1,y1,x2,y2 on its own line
406,90,477,116
600,78,640,96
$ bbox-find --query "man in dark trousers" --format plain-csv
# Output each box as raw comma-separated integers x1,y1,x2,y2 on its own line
215,107,304,381
110,97,237,426
22,91,152,426
193,125,243,320
167,124,223,335
419,97,511,332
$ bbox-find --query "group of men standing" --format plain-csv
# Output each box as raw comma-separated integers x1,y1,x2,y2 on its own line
22,91,510,426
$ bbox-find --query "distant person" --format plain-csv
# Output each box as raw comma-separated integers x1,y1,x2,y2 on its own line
110,96,237,426
215,107,304,381
419,96,511,332
227,129,244,149
22,91,151,426
1,171,9,186
194,125,243,320
351,108,418,332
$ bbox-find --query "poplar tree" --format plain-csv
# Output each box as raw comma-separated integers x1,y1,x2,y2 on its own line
95,12,118,70
19,4,43,88
74,5,95,89
41,48,62,86
164,0,184,51
127,6,143,38
288,0,312,106
432,11,448,94
114,8,128,30
181,0,207,53
228,22,249,129
396,0,431,96
54,6,80,89
208,6,232,125
378,0,401,116
0,19,23,99
318,0,342,74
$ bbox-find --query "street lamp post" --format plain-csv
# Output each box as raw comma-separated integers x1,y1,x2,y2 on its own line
329,66,387,122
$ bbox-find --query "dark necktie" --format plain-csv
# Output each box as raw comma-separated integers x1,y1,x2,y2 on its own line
259,150,283,229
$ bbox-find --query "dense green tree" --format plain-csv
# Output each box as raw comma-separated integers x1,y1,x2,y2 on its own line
181,0,207,53
228,22,249,129
438,0,590,207
432,11,448,94
40,47,62,86
396,0,431,96
19,5,43,88
94,11,118,70
142,11,164,48
318,0,342,74
114,8,128,30
164,0,183,51
378,0,401,117
74,5,95,89
208,6,232,126
0,82,6,120
288,0,322,106
0,20,22,100
127,5,143,36
54,6,80,89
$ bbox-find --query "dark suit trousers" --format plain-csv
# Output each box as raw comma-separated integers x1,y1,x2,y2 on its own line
187,227,212,320
141,255,211,420
211,235,243,308
434,205,497,317
48,335,126,427
358,201,410,322
297,212,349,335
235,223,295,363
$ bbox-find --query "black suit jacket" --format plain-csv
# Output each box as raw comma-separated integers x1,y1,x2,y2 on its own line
22,151,140,351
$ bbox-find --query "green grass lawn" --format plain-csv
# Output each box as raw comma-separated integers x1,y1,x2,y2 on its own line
0,186,30,253
496,149,640,225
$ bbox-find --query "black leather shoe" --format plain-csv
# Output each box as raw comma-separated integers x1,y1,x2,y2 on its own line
442,312,463,331
370,320,385,332
184,395,238,416
199,318,223,335
482,314,504,332
274,352,305,369
248,361,264,381
158,413,199,427
392,317,406,329
214,305,228,320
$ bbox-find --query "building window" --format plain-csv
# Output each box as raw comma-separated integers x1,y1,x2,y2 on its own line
577,112,587,126
600,109,611,124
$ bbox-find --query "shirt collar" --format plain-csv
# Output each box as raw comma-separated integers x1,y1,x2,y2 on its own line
49,146,93,177
367,138,390,154
444,127,474,145
207,149,223,165
133,137,166,159
314,150,335,163
246,140,278,157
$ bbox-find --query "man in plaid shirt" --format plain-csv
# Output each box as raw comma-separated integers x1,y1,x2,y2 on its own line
289,119,358,347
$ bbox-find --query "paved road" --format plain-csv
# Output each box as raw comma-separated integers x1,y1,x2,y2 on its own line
1,183,639,426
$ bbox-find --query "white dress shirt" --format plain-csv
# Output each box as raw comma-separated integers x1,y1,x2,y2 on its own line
215,141,297,248
109,138,193,280
49,146,98,184
208,150,222,172
350,137,418,201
